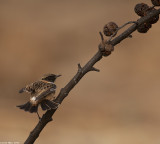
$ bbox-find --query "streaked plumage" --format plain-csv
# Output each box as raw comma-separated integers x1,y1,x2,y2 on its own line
17,74,61,115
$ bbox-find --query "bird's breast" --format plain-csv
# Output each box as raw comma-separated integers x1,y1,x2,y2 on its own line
30,96,38,105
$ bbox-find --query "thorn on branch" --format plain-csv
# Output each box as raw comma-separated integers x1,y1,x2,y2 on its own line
47,117,53,122
128,34,133,38
74,63,84,84
90,67,100,72
78,63,83,73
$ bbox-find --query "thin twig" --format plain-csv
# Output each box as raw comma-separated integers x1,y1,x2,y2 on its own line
99,31,104,41
108,21,137,42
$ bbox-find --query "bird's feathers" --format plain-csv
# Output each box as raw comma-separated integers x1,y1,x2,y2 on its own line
19,80,56,95
44,99,58,109
40,100,58,110
17,80,57,113
16,101,38,113
17,99,57,112
35,86,55,101
17,74,59,113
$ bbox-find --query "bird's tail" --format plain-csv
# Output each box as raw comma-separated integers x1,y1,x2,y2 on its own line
40,99,58,111
17,101,38,113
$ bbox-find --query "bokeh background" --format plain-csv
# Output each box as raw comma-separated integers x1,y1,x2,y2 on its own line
0,0,160,144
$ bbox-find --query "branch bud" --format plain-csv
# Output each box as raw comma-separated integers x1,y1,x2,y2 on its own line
151,0,160,6
103,22,118,37
99,41,114,56
145,8,159,24
134,3,149,17
137,23,152,33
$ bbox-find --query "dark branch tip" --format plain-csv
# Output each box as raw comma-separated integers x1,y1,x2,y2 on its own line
78,63,82,69
90,67,100,72
77,63,83,73
99,31,104,41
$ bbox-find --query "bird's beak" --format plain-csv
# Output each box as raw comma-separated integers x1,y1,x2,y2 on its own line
56,74,62,77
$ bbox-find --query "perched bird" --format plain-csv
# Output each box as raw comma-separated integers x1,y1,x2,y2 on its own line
17,74,61,119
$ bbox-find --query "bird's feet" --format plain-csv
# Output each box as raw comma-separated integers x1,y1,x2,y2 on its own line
36,112,42,121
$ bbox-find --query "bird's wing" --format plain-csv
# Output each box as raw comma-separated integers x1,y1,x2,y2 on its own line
19,80,53,95
19,81,40,94
34,83,56,101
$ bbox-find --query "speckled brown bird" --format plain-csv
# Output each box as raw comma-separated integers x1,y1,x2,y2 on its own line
17,74,61,118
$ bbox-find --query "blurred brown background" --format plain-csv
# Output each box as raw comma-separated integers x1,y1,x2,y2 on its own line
0,0,160,144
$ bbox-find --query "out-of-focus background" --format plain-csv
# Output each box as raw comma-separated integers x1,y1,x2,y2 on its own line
0,0,160,144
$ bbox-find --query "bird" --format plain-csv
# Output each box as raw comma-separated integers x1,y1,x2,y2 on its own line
17,74,61,119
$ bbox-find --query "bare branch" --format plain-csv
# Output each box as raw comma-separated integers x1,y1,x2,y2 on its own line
24,7,160,144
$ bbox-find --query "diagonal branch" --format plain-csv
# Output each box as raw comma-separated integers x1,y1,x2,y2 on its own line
24,8,160,144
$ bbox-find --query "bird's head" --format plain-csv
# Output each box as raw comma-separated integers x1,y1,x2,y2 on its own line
42,74,61,82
